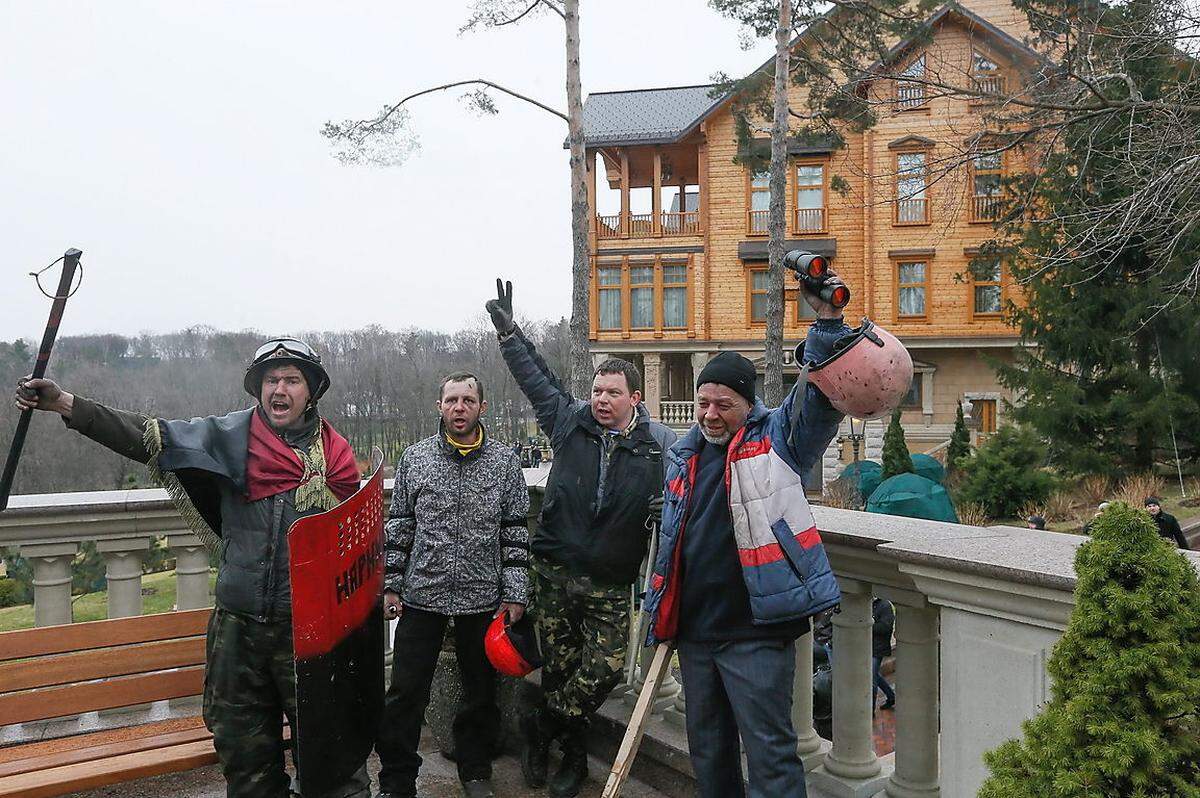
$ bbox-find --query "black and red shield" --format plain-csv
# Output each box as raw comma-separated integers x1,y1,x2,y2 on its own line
288,448,385,797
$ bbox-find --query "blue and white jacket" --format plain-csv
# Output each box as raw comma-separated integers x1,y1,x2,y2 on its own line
644,318,849,645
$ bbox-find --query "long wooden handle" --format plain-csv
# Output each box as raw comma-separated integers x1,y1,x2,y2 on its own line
602,643,674,798
0,248,82,511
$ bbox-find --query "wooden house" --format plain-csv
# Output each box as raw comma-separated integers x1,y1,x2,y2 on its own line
583,0,1040,473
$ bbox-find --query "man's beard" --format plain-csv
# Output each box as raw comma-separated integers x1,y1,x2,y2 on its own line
700,427,732,446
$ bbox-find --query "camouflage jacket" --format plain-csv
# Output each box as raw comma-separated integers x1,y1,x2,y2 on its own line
384,426,530,614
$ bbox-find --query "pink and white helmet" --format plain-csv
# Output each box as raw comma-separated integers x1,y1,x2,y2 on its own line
795,319,913,420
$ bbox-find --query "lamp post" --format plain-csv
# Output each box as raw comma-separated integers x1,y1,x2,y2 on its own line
847,417,864,463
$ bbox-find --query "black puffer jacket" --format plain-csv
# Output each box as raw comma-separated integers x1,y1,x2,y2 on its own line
499,326,676,584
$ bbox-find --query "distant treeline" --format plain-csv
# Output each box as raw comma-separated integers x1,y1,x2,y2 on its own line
0,316,570,495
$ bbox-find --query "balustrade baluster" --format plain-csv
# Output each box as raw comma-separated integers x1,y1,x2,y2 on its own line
168,533,211,611
20,542,77,627
885,603,941,798
793,630,831,768
98,538,151,618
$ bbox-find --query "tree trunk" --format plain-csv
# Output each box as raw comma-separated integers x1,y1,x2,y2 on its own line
565,0,591,396
764,0,791,406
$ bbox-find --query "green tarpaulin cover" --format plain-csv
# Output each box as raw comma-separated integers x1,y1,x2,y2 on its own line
838,460,882,502
866,473,959,523
909,453,946,485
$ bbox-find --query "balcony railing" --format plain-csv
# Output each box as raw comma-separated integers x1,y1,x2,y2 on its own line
896,83,926,109
596,213,621,240
661,210,700,236
595,211,702,241
794,207,826,233
748,209,769,235
971,74,1005,101
971,194,1001,222
659,400,693,428
896,197,928,224
629,212,654,237
3,483,1157,796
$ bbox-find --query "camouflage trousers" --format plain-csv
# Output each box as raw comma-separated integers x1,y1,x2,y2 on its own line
532,559,629,725
203,608,371,798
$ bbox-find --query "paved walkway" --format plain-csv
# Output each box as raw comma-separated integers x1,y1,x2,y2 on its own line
67,730,666,798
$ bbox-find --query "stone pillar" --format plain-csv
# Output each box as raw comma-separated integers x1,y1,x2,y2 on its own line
168,534,211,610
642,352,662,421
662,672,686,727
793,631,831,768
690,352,712,384
885,604,941,798
98,538,151,619
592,352,610,370
864,419,885,461
21,542,77,627
822,433,843,489
809,581,889,797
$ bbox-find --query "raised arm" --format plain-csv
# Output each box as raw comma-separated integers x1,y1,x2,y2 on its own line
16,377,152,463
486,278,584,442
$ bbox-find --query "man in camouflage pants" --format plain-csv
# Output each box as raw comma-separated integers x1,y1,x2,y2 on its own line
488,280,676,798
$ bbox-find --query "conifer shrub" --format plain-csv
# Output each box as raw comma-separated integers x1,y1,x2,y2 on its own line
946,402,971,473
979,502,1200,797
881,409,913,481
955,425,1056,518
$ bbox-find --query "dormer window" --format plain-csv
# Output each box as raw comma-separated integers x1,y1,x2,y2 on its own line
897,54,927,110
971,50,1003,99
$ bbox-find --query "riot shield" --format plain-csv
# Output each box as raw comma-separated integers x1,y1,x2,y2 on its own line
288,448,386,797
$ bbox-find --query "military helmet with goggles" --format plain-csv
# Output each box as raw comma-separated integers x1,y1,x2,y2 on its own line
244,337,331,401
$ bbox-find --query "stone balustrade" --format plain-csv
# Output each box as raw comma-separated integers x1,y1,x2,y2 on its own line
6,481,1196,796
658,400,693,428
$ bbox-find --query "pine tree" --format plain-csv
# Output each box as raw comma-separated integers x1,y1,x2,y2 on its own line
880,408,913,480
946,403,970,474
984,0,1200,476
979,503,1200,797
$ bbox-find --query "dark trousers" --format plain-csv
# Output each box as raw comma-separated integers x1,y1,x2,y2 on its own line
377,607,500,795
678,638,807,798
872,656,896,706
203,608,371,798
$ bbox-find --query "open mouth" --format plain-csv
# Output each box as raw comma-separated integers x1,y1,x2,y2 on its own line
270,400,290,413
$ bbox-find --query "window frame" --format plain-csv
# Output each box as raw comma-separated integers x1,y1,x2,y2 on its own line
747,267,771,325
895,52,928,111
597,265,624,331
661,262,689,330
894,149,931,226
628,264,655,330
894,259,930,321
969,148,1004,223
791,160,828,234
969,49,1005,102
970,258,1004,318
746,167,772,236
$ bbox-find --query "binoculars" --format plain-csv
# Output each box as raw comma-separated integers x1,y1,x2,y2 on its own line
783,250,851,309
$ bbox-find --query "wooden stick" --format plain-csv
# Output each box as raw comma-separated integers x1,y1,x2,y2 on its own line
602,643,674,798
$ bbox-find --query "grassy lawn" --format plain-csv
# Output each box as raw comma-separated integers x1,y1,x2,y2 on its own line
0,568,217,633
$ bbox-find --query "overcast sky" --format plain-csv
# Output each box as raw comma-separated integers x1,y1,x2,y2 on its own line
0,2,772,342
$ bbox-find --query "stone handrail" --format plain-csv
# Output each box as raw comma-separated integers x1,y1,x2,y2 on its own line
4,479,1196,797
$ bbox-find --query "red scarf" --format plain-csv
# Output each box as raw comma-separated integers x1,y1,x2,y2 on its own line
245,410,359,504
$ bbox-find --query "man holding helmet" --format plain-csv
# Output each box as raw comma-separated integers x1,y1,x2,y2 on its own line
13,338,370,798
642,269,913,798
376,372,530,798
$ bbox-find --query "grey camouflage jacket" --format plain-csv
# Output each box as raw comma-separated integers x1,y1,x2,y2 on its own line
384,426,531,615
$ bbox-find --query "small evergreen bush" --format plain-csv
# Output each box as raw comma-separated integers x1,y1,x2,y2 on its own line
979,502,1200,797
955,425,1056,518
946,402,971,473
0,578,20,608
881,409,913,481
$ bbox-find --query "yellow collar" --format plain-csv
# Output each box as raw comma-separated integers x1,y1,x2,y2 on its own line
446,426,484,457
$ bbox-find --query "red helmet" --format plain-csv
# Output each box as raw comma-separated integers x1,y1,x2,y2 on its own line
484,613,543,678
795,318,913,421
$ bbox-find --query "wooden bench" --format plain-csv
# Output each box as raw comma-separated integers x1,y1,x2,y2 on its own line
0,609,215,798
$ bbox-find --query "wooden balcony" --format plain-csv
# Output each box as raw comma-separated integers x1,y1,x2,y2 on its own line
594,210,702,241
970,74,1005,103
748,209,769,235
794,207,827,234
971,194,1001,223
895,197,928,225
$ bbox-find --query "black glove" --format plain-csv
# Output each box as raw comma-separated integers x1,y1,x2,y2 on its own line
486,278,515,335
648,495,664,526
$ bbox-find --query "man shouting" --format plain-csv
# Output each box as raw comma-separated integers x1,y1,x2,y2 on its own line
376,372,530,798
14,339,370,798
487,280,676,798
